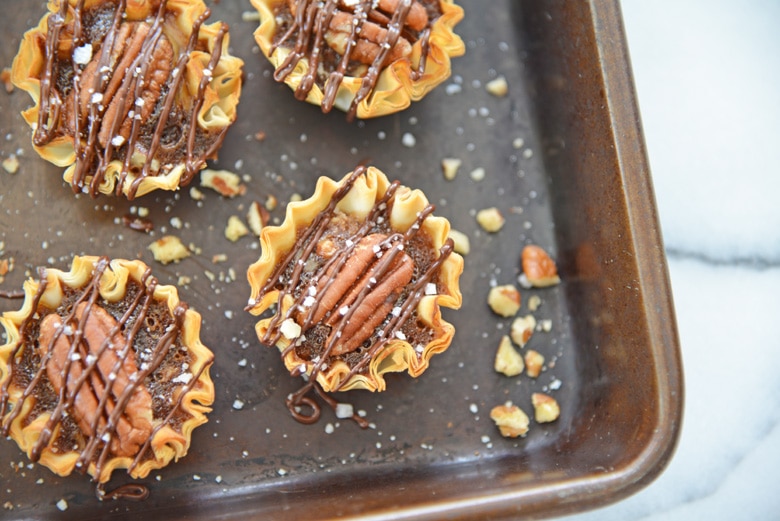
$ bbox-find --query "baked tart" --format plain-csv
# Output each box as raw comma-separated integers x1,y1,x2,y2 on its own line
246,165,463,424
250,0,465,120
11,0,243,199
0,256,214,497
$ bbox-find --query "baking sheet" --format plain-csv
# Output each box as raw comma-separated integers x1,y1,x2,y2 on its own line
0,1,682,519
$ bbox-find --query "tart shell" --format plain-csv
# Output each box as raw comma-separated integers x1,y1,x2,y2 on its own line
0,256,214,484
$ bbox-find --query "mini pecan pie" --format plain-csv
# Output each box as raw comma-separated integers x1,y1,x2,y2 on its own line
246,165,463,423
250,0,465,119
11,0,243,199
0,256,214,491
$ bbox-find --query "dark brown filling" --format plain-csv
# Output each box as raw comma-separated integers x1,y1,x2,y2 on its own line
271,0,443,119
0,258,206,482
33,0,230,199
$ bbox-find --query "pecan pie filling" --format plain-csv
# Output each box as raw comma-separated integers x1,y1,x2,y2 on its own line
247,166,463,425
0,257,214,497
12,0,243,199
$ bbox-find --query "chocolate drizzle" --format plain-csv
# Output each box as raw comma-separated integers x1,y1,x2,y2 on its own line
272,0,437,120
33,0,231,199
0,257,208,496
253,166,454,425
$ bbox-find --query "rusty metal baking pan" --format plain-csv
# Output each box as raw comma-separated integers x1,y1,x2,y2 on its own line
0,0,683,519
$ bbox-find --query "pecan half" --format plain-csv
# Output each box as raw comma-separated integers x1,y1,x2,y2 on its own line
65,21,173,149
298,233,414,356
38,302,152,458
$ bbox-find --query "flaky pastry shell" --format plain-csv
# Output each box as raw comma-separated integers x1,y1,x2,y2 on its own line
11,0,243,199
250,0,465,119
0,256,214,484
247,166,463,393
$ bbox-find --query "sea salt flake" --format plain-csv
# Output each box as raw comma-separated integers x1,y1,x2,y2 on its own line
425,283,437,295
335,403,354,419
111,135,125,147
56,499,68,511
73,44,92,65
232,399,245,410
172,372,193,385
91,92,103,104
394,331,407,341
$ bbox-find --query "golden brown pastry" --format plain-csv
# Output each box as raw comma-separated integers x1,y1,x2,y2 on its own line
246,165,463,424
250,0,465,119
11,0,243,199
0,256,214,494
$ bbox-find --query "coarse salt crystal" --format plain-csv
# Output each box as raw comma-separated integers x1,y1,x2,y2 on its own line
111,135,125,147
335,403,354,419
91,92,103,104
425,283,437,295
172,373,193,385
56,499,68,511
394,331,406,341
73,44,92,65
232,399,245,410
280,318,301,339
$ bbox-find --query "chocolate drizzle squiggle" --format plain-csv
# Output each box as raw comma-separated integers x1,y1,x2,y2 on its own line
33,0,231,199
253,166,454,425
0,257,208,497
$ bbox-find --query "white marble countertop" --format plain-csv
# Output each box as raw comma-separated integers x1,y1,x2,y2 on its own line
564,1,780,519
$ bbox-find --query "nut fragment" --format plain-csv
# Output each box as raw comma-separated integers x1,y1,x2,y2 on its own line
521,245,561,287
2,155,19,174
485,76,508,97
0,67,12,93
448,229,470,256
225,215,249,242
494,335,524,377
531,392,560,423
476,207,505,233
247,201,270,236
487,284,521,317
524,349,544,378
510,314,536,348
200,169,246,198
490,403,530,438
149,235,190,264
527,294,542,312
441,158,462,181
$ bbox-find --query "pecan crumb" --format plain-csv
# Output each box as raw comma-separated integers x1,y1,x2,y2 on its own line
0,67,12,93
490,403,529,438
494,335,524,377
532,393,560,423
485,76,508,97
225,215,249,242
476,207,505,232
148,235,191,264
487,284,520,317
510,314,536,347
201,169,246,198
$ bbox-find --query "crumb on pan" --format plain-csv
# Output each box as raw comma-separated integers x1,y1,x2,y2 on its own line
490,403,529,438
487,284,520,317
148,235,191,264
532,392,560,423
441,158,462,181
200,169,246,198
510,314,536,348
524,350,544,378
485,76,508,97
448,228,470,256
494,335,524,377
476,207,505,232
